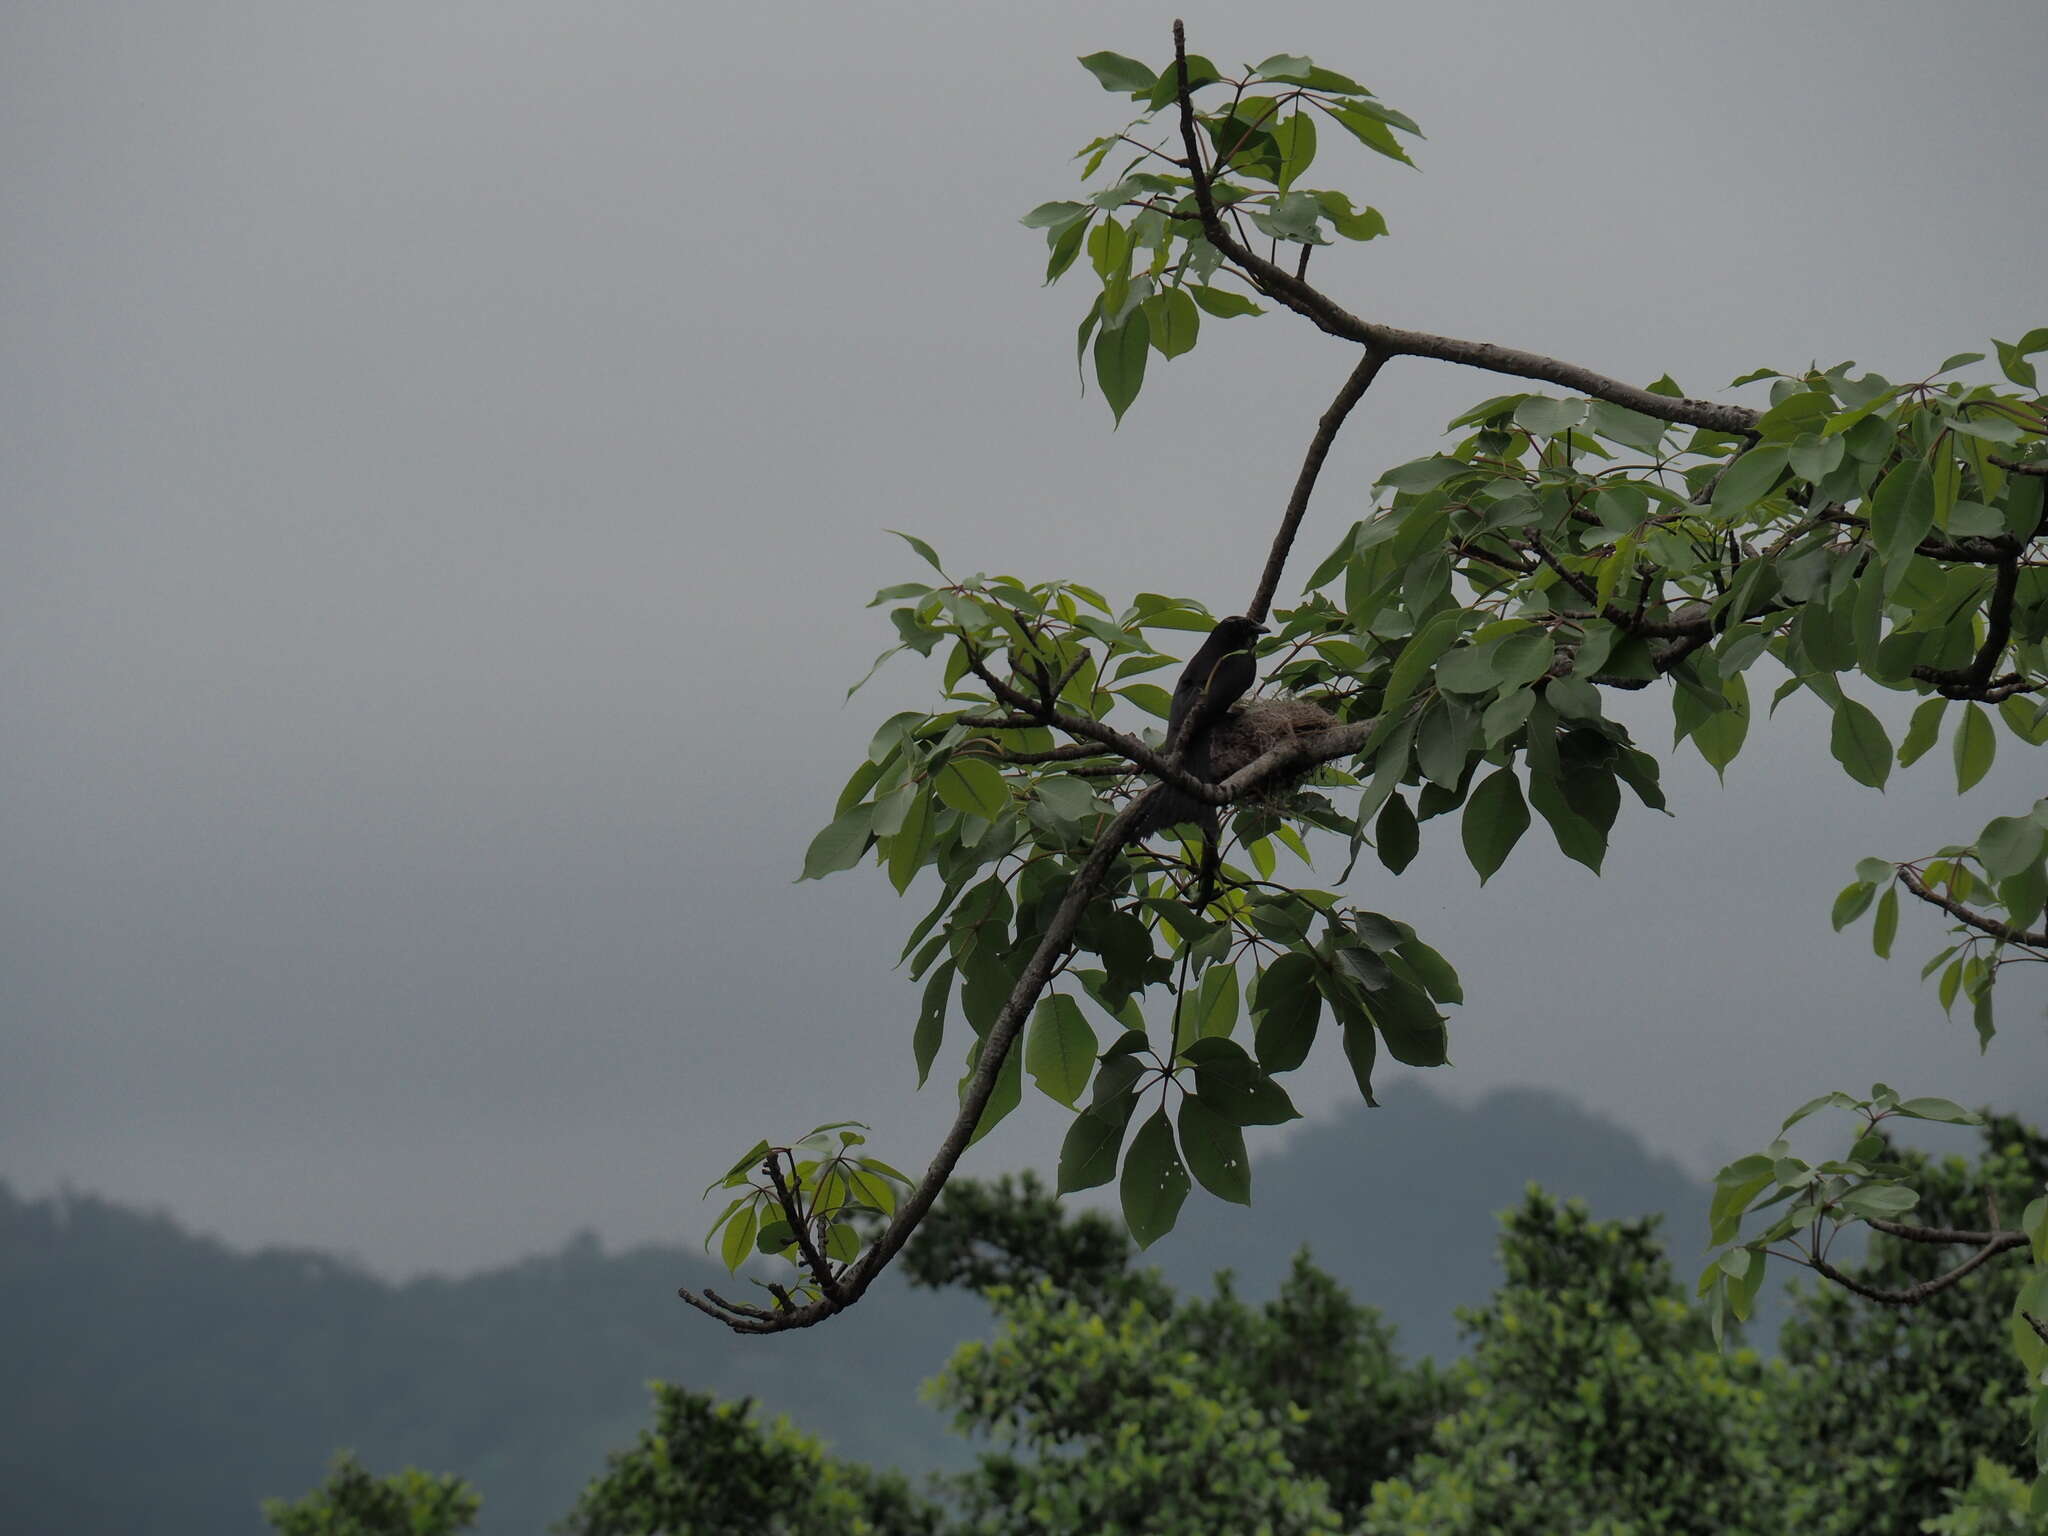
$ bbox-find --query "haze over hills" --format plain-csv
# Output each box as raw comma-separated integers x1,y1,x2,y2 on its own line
3,1083,1719,1535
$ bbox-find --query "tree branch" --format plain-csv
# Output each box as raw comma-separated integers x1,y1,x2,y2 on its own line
1246,348,1389,624
680,796,1156,1332
1911,553,2024,699
765,1154,846,1304
1805,1226,2027,1306
1898,866,2048,949
1168,23,1757,437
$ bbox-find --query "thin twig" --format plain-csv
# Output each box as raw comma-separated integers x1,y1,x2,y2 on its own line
1898,867,2048,950
1805,1227,2026,1306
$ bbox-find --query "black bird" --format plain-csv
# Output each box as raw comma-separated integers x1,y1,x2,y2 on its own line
1136,614,1266,905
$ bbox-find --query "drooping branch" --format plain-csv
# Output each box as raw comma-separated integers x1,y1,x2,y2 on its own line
680,795,1155,1332
1898,866,2048,950
1167,22,1759,438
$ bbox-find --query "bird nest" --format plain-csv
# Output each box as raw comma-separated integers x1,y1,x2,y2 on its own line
1205,697,1343,783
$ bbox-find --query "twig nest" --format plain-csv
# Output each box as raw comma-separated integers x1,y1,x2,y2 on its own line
1205,697,1342,781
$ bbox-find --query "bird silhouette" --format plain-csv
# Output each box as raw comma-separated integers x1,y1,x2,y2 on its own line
1136,614,1266,905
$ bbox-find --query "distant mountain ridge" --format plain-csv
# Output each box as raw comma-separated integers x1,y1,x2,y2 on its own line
0,1083,1716,1536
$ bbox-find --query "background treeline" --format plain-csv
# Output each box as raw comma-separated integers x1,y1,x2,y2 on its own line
15,1085,2018,1534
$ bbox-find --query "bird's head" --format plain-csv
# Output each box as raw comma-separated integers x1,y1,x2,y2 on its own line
1212,615,1268,650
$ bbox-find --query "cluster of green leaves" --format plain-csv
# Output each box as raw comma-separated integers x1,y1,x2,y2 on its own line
1024,49,1420,422
700,1121,911,1304
786,545,1465,1255
1289,347,2048,1035
263,1452,479,1536
557,1384,946,1536
1833,798,2048,1048
1698,1088,1999,1340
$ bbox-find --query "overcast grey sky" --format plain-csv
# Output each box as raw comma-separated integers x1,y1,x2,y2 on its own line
4,1,2044,1277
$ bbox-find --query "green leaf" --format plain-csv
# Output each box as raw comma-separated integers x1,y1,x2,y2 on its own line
1899,696,1947,766
1188,283,1264,318
1077,50,1156,93
1093,305,1150,424
1142,288,1200,360
1837,1182,1920,1220
1184,1037,1300,1125
1058,1090,1140,1193
1709,1158,1775,1246
887,528,947,576
1512,397,1587,438
1368,972,1450,1066
1788,431,1847,484
1829,698,1892,789
1025,994,1097,1107
1831,881,1876,930
719,1204,758,1271
1323,103,1416,165
1021,199,1090,230
1120,1108,1191,1248
1177,1094,1251,1204
1870,885,1899,958
1978,815,2046,882
1993,327,2048,388
1252,952,1322,1071
1869,457,1936,579
1492,630,1555,687
1269,109,1317,190
1370,609,1463,746
1953,702,1996,791
1691,672,1751,778
1339,1015,1377,1108
915,961,953,1088
1398,939,1464,1005
886,787,930,894
961,1032,1023,1148
1710,445,1790,516
1895,1096,1982,1125
935,757,1010,820
801,804,873,881
1375,791,1420,874
1460,767,1530,883
1312,190,1387,241
1251,52,1314,79
1194,963,1240,1042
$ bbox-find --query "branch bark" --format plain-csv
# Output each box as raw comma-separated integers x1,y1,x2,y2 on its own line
1806,1225,2027,1307
1898,867,2048,950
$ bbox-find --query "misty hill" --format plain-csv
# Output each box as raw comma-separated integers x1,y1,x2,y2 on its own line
1,1082,1717,1536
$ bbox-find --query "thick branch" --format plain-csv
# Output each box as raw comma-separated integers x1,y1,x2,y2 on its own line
1247,348,1389,624
765,1155,845,1304
1898,867,2048,949
1911,554,2022,698
1167,23,1757,437
680,796,1155,1332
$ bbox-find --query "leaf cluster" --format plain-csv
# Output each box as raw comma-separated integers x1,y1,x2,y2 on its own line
1027,49,1422,422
